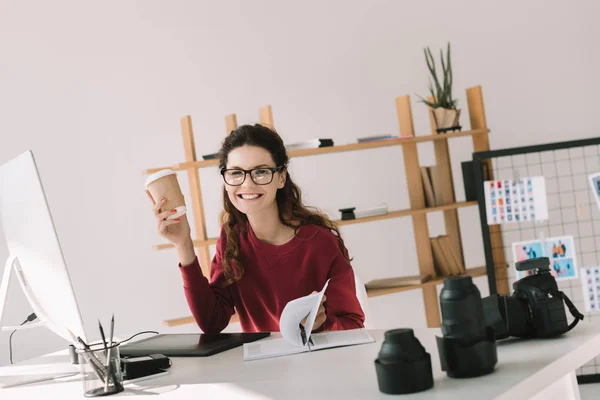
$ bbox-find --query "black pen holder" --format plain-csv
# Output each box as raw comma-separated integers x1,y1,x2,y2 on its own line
77,343,124,397
435,328,497,378
374,328,434,395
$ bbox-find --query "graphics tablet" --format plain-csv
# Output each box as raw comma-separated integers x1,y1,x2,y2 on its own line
119,332,270,357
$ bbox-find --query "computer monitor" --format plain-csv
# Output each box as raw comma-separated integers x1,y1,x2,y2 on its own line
0,150,86,343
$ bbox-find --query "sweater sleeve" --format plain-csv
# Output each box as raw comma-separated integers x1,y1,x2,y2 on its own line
178,232,236,334
321,249,366,331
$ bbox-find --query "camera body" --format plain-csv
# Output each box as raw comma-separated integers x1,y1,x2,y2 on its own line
483,257,575,340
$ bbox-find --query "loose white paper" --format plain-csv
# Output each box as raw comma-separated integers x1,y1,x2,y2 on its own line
485,177,548,225
580,267,600,313
278,280,329,347
588,173,600,211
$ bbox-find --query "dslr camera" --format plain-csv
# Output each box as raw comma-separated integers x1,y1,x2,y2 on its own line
482,257,584,340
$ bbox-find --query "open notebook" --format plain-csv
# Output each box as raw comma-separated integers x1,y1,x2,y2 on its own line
243,280,375,361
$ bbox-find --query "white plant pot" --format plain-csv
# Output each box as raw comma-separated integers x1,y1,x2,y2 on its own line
432,108,461,132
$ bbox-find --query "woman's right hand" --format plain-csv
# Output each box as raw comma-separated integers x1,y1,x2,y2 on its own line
146,191,192,249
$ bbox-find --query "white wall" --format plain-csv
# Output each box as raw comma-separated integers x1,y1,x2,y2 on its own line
0,0,598,364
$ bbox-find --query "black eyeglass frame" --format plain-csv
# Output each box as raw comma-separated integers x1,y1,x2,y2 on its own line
220,166,285,186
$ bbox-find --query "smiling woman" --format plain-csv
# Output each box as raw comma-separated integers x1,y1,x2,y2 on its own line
148,124,365,334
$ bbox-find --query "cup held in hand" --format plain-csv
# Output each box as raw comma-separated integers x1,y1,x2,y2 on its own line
145,169,187,219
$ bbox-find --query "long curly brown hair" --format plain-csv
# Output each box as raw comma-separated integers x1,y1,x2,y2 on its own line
217,124,350,285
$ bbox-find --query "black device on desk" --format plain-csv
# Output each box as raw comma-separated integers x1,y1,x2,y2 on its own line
121,354,172,381
119,332,270,358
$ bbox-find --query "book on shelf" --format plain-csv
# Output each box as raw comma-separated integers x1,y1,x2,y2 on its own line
420,166,443,207
285,138,334,152
439,236,465,275
430,235,465,276
357,134,396,143
202,152,219,160
366,274,432,290
339,204,388,220
243,280,375,361
420,167,436,207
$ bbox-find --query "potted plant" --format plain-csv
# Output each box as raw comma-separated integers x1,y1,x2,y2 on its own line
419,42,461,133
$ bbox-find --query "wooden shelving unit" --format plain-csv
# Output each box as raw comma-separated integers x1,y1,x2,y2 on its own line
143,129,489,175
367,266,488,298
145,85,508,328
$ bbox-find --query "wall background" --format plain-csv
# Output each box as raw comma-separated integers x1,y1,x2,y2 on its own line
0,0,598,364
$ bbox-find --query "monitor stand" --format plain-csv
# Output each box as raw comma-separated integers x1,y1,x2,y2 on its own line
0,255,49,332
0,256,83,386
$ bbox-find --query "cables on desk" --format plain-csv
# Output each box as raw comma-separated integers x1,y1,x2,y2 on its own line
116,330,159,346
9,312,38,364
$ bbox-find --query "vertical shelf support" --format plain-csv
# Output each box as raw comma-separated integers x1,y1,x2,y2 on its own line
427,98,465,267
467,86,509,294
180,116,212,277
259,105,275,129
396,95,441,328
225,114,238,134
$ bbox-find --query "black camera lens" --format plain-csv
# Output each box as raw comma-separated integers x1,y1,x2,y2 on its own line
436,276,497,378
374,328,433,394
439,276,489,339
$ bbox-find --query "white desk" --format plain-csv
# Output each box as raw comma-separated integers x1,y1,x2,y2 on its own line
1,323,600,399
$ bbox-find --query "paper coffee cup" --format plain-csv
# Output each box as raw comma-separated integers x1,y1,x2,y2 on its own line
145,169,187,220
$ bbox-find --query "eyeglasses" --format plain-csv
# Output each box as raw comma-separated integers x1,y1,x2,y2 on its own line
220,166,284,186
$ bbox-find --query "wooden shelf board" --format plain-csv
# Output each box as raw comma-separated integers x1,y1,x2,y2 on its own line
163,266,495,326
163,313,239,328
143,129,489,174
336,201,478,226
153,201,479,250
366,266,488,298
153,238,218,251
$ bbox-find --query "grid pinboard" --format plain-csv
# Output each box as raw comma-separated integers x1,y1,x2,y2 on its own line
485,144,600,378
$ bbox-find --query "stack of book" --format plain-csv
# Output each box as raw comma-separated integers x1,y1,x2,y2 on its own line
430,235,465,276
420,166,443,207
357,134,396,143
285,139,333,151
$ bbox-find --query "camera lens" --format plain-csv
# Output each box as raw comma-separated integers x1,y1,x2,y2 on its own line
374,328,433,394
439,276,488,339
436,276,497,378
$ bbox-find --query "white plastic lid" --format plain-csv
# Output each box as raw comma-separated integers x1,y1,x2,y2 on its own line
145,169,176,188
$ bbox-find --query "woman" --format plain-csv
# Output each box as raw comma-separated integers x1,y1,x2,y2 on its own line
147,124,365,334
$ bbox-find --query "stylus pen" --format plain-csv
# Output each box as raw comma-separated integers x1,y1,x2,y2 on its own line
104,314,115,393
66,329,107,381
98,320,108,357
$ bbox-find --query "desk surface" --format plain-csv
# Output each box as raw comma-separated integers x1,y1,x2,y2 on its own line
1,323,600,399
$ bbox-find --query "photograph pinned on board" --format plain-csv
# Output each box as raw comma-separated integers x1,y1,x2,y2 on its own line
484,177,548,226
512,236,578,281
588,172,600,211
544,235,574,259
580,267,600,313
512,240,544,280
544,235,578,280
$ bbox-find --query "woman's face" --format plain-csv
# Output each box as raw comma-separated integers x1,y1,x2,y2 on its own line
224,145,286,217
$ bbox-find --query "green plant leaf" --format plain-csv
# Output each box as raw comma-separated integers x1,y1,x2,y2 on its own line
420,42,457,109
425,47,443,104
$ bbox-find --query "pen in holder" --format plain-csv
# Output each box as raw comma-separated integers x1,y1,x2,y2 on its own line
77,342,124,397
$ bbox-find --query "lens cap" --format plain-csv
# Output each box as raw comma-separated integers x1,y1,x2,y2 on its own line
374,328,434,394
442,275,473,291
